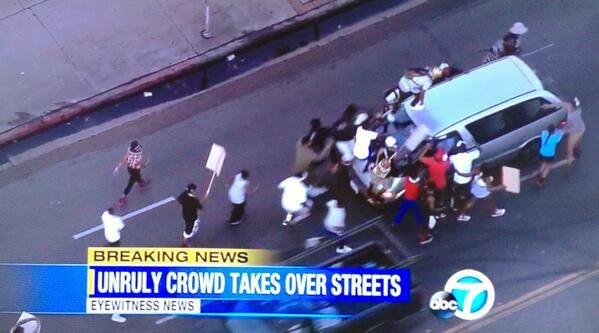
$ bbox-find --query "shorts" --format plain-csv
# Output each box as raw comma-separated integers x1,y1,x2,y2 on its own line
539,155,555,162
183,219,200,239
454,181,472,207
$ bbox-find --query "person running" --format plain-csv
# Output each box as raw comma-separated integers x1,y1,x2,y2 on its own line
449,141,480,221
177,183,204,246
227,170,250,225
458,170,506,221
100,207,126,323
279,173,312,226
101,207,125,247
323,199,352,254
392,168,433,244
114,140,150,207
536,124,564,187
483,22,528,63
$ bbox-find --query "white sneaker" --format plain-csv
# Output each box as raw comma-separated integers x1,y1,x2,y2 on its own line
336,245,352,254
111,314,126,323
457,214,471,222
491,208,506,218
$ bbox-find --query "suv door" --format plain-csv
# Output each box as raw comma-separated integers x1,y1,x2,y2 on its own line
465,98,562,162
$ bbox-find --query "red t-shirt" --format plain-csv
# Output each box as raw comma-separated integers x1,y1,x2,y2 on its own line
421,156,449,190
404,178,420,201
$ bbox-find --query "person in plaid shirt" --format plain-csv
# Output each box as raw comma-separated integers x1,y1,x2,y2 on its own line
114,140,150,207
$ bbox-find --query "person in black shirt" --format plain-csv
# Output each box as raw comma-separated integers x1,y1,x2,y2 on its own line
177,183,203,247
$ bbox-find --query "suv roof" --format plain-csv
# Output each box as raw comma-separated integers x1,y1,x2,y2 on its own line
405,56,544,135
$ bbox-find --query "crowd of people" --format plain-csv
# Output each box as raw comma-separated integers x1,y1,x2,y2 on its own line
98,21,587,299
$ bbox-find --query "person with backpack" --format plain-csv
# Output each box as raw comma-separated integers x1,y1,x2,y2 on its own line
537,124,564,187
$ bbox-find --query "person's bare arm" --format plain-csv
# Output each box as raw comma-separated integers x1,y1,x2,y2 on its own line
113,154,128,175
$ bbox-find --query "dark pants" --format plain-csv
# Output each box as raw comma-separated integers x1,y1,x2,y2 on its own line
325,229,346,248
107,240,120,247
123,167,142,196
228,202,246,223
394,199,424,226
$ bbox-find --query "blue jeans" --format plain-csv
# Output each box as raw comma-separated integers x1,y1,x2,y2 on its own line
393,199,423,226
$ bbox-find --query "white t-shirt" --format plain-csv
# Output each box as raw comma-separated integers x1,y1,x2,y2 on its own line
450,149,480,184
102,211,124,243
228,173,248,204
399,74,432,94
278,176,308,213
353,126,378,160
324,204,346,236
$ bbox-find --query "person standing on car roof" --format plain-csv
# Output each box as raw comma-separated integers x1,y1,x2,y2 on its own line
536,124,564,187
483,22,528,64
398,68,433,108
449,141,480,221
177,183,204,246
113,140,150,207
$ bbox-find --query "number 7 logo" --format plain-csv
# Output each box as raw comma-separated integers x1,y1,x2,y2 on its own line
444,269,495,320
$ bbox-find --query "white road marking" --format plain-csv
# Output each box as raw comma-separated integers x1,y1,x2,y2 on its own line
72,196,175,240
155,315,177,325
522,43,555,57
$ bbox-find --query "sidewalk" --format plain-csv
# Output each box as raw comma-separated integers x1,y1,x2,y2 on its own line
0,0,352,143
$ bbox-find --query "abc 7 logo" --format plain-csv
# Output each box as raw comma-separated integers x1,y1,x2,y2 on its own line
429,269,495,320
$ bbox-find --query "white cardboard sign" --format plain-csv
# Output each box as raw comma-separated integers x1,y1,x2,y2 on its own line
502,166,520,194
206,144,226,176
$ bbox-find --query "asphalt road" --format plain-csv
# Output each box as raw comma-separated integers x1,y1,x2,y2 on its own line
1,0,598,332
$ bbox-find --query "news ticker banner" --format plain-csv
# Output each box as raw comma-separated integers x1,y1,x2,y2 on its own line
0,248,411,318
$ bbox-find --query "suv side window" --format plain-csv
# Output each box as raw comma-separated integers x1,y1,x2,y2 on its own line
467,98,558,145
466,111,508,145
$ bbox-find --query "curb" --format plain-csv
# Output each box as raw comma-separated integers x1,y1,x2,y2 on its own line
0,0,359,148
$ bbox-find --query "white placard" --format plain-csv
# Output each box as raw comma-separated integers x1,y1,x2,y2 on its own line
205,144,226,176
502,166,520,194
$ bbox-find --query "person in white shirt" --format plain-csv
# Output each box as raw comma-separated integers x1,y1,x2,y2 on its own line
279,173,312,226
398,68,433,108
353,125,379,160
100,208,127,324
227,170,250,225
448,141,480,221
324,200,352,254
101,208,125,247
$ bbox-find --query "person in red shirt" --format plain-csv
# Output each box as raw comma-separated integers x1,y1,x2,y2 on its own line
393,168,433,244
420,147,450,211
